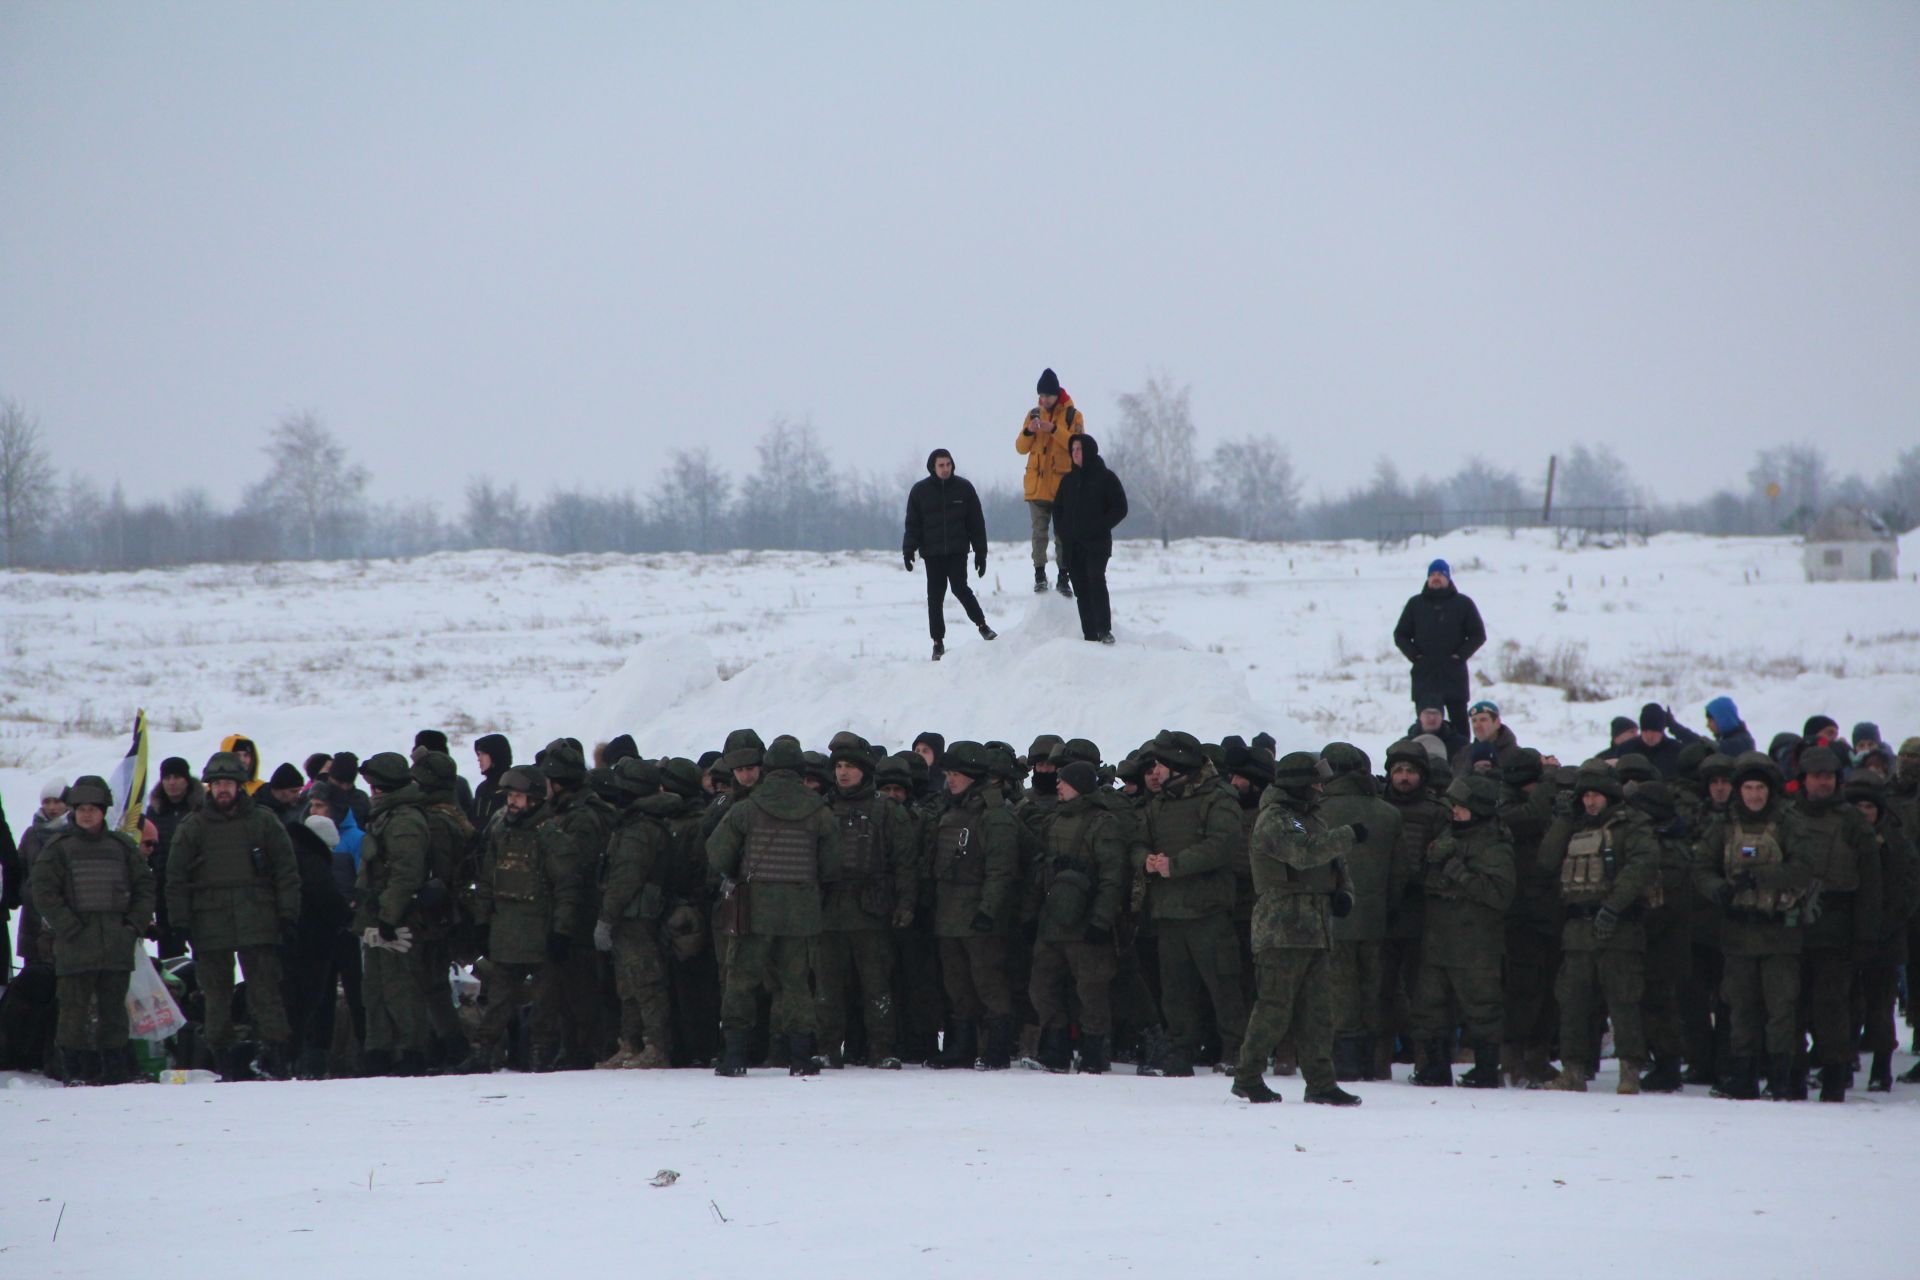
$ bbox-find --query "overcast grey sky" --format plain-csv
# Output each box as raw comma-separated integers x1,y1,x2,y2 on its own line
2,2,1915,512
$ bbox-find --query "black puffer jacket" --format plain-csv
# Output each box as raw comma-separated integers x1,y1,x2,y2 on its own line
1054,434,1128,547
904,449,986,559
1392,583,1486,703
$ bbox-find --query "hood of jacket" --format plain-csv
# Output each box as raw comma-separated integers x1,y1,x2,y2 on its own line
221,733,263,789
1069,432,1105,471
925,448,956,477
751,770,829,822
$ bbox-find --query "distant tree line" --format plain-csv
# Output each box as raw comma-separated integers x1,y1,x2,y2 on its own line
0,393,1914,571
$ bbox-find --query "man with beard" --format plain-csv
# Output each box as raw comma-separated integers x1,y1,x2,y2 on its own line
166,751,300,1079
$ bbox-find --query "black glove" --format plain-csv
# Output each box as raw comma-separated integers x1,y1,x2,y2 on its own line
1347,823,1368,844
1713,882,1737,909
1084,923,1113,945
1331,889,1354,918
1593,905,1620,941
969,911,996,935
547,931,572,962
974,554,986,578
904,551,915,571
377,920,400,943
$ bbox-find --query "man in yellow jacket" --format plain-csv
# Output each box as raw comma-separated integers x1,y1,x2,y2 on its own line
1015,367,1084,595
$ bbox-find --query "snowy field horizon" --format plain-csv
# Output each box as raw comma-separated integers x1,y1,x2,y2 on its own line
4,527,1919,1276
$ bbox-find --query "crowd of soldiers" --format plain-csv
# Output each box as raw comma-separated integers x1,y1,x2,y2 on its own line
5,706,1915,1106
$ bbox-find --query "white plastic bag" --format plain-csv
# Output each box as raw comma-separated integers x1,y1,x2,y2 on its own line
126,941,187,1043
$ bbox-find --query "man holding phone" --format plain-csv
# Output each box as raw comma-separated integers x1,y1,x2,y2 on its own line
1015,367,1084,596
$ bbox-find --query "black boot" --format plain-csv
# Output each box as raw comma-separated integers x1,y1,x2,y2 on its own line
1410,1039,1453,1087
251,1042,290,1081
1036,1027,1073,1074
1900,1058,1920,1084
1681,1057,1717,1087
930,1021,977,1070
1711,1055,1760,1100
433,1035,471,1076
788,1032,822,1077
1161,1047,1195,1078
1638,1056,1684,1094
223,1044,257,1082
1135,1025,1171,1077
1333,1036,1366,1082
1459,1042,1502,1089
98,1046,138,1086
1305,1082,1364,1106
1057,574,1073,599
360,1048,394,1078
1357,1035,1380,1081
1232,1074,1281,1103
61,1049,99,1087
293,1046,330,1080
1765,1054,1804,1100
931,641,944,661
444,1043,496,1075
715,1029,750,1077
1817,1064,1847,1103
1868,1050,1893,1092
764,1033,791,1070
397,1050,428,1078
1078,1033,1111,1075
980,1016,1014,1070
1034,567,1049,594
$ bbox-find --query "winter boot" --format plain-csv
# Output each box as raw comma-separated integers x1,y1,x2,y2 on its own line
1305,1083,1364,1106
1764,1054,1804,1101
96,1046,135,1086
1639,1056,1683,1093
788,1032,823,1077
1459,1042,1502,1089
931,641,944,661
1900,1058,1920,1084
1615,1059,1643,1095
715,1029,750,1078
360,1048,394,1078
1544,1064,1589,1092
444,1043,495,1075
596,1039,642,1070
633,1041,671,1070
1711,1056,1760,1100
223,1044,258,1082
1868,1050,1893,1092
1036,1027,1073,1074
930,1021,977,1070
1034,567,1049,594
1135,1025,1171,1076
61,1049,99,1087
1817,1064,1847,1103
1057,574,1073,599
1681,1055,1717,1087
397,1050,428,1078
1231,1074,1281,1103
251,1042,290,1081
1410,1039,1453,1087
1097,632,1115,645
980,1016,1014,1070
764,1033,791,1070
977,624,997,642
293,1046,329,1080
1078,1033,1111,1075
1161,1047,1195,1078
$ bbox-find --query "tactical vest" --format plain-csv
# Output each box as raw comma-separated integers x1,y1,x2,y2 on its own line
1723,822,1800,916
741,810,818,885
66,835,133,914
490,821,546,904
835,798,882,879
935,806,986,885
1797,810,1860,892
1560,822,1617,907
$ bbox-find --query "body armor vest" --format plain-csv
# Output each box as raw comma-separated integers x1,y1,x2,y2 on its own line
935,808,986,885
1798,811,1860,892
742,811,818,884
490,823,545,903
1724,822,1800,916
836,800,881,879
1561,822,1616,906
67,836,133,914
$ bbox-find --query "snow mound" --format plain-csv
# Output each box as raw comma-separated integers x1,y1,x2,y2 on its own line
576,594,1300,759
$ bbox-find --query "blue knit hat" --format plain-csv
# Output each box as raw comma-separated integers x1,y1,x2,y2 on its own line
1427,559,1451,580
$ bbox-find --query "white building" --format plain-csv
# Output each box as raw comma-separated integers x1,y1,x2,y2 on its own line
1801,505,1898,582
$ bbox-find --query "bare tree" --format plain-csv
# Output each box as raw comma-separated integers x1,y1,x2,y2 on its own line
1876,445,1920,533
1112,375,1197,547
1209,435,1300,540
245,412,369,558
739,419,838,549
0,399,57,567
1556,445,1639,509
1747,445,1829,532
463,476,531,549
650,447,734,551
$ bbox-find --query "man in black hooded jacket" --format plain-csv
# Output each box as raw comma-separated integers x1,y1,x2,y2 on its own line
904,448,997,659
1053,433,1128,644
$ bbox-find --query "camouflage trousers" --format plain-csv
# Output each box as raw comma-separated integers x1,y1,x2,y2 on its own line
1155,915,1247,1061
533,947,607,1062
410,937,465,1047
199,945,290,1049
56,970,131,1050
478,961,540,1049
1723,952,1800,1057
1030,938,1118,1035
361,943,426,1055
939,934,1011,1022
1330,939,1385,1038
1236,948,1333,1092
721,934,815,1035
1556,946,1644,1069
814,928,896,1059
612,920,673,1055
1410,961,1504,1046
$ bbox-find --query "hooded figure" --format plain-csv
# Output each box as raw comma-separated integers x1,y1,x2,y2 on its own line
471,732,513,826
1053,433,1129,644
220,734,265,796
1391,563,1486,735
902,449,994,657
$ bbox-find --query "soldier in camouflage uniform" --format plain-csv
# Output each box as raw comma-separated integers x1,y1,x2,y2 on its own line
814,733,918,1068
1230,751,1362,1105
1692,752,1815,1099
1497,749,1561,1086
1408,775,1514,1087
926,741,1021,1070
706,739,840,1077
1676,750,1735,1085
877,752,945,1065
1627,777,1694,1092
532,741,614,1070
1790,745,1883,1102
1844,773,1915,1092
409,749,476,1069
351,752,434,1075
592,757,684,1069
1378,740,1448,1077
1141,730,1248,1075
167,751,301,1079
1029,760,1128,1073
1318,742,1401,1081
1540,765,1659,1093
29,776,156,1085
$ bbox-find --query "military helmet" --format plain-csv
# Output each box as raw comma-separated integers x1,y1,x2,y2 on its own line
1613,753,1658,785
1271,750,1320,790
607,756,663,801
1628,779,1676,823
411,750,459,793
1443,775,1499,818
1320,742,1370,778
987,744,1021,785
828,732,874,771
720,728,765,771
659,757,705,799
801,750,833,786
1798,745,1843,777
876,753,914,790
360,751,414,791
1150,729,1205,773
1697,752,1736,781
1115,753,1145,784
63,775,114,810
763,739,805,774
1731,750,1782,793
499,766,544,796
1572,765,1622,803
1053,737,1101,767
1674,740,1713,780
202,751,250,784
1383,739,1432,780
1501,747,1544,787
539,741,588,785
1028,733,1064,761
945,740,990,781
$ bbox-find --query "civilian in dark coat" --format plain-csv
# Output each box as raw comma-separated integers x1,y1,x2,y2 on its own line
903,448,994,651
1392,559,1486,734
1053,433,1128,643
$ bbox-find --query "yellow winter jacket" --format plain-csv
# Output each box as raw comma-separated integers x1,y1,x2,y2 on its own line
1014,393,1084,502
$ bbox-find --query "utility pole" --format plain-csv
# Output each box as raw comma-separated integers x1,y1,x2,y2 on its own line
1542,455,1558,523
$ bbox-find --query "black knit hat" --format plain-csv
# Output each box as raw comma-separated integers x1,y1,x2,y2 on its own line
1036,367,1061,396
160,756,192,780
414,728,450,754
1057,761,1099,796
268,762,304,790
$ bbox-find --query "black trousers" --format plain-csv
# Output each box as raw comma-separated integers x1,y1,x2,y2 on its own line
1067,540,1112,638
924,553,984,640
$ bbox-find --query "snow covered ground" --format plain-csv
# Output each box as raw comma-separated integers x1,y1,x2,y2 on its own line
3,530,1919,1276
